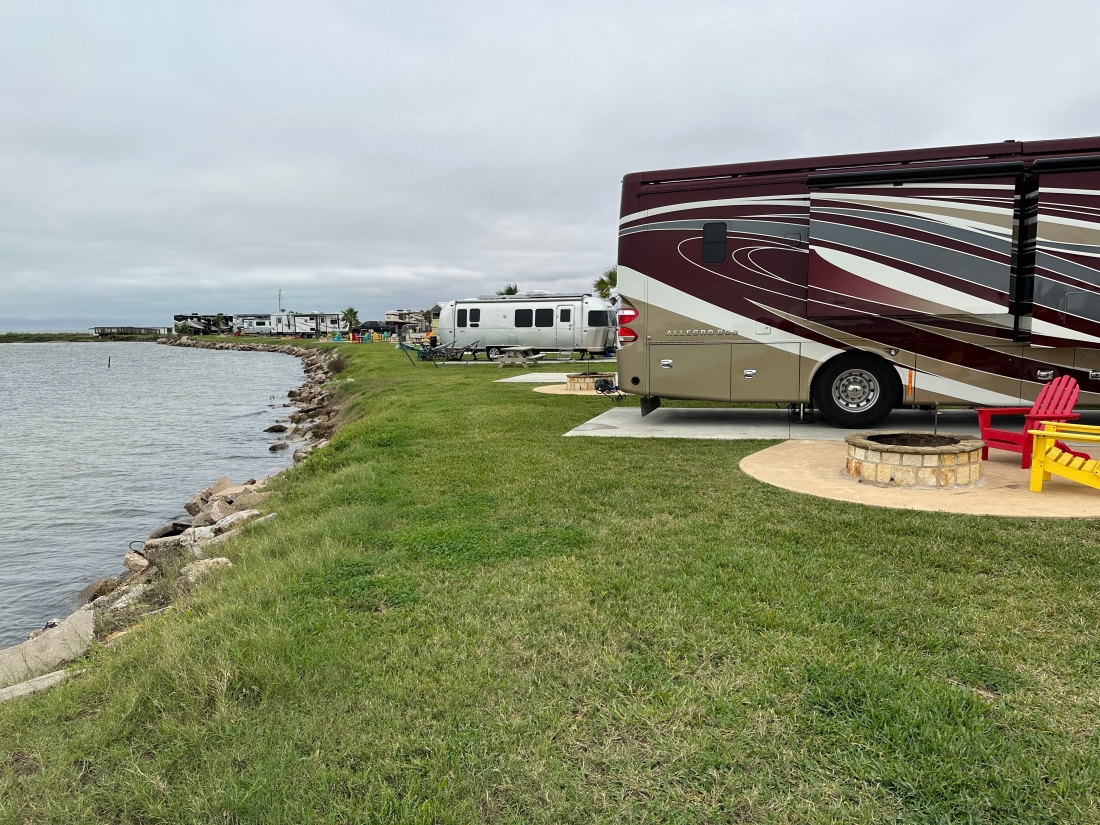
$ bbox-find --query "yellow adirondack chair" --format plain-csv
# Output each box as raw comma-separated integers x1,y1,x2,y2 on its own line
1028,422,1100,492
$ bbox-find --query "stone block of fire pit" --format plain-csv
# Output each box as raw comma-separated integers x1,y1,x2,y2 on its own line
844,431,986,488
566,373,616,391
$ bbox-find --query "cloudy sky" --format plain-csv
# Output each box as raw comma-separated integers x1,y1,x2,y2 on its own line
2,1,1100,330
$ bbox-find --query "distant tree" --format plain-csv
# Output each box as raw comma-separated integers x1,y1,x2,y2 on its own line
212,313,226,331
593,266,617,300
174,322,189,335
341,307,360,331
497,283,519,295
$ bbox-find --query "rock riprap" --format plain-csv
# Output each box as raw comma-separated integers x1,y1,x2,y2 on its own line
0,335,340,701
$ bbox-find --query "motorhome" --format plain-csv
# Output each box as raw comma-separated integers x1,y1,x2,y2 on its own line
615,137,1100,425
436,292,616,358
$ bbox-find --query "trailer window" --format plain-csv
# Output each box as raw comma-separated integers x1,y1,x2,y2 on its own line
457,309,467,327
702,222,727,263
560,308,571,322
587,310,610,326
535,308,553,327
515,309,533,327
469,308,480,327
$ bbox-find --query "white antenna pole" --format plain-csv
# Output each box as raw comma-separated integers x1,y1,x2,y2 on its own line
278,289,282,312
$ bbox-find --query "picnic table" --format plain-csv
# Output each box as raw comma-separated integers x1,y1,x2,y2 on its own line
491,346,546,368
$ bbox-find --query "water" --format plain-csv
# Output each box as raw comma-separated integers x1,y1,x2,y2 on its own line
0,342,304,647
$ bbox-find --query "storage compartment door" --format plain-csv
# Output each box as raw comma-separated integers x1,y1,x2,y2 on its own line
730,343,800,402
648,344,731,401
808,177,1016,319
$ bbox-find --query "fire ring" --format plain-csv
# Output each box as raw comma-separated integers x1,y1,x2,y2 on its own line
844,431,986,488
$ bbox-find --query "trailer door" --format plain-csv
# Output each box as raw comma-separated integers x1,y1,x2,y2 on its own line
807,165,1021,321
555,305,575,350
1030,158,1100,346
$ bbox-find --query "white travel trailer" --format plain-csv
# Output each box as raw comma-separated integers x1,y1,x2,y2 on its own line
436,292,617,358
235,313,275,335
269,312,342,338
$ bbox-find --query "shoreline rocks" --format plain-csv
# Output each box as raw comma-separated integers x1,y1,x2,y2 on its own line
0,337,342,701
161,336,340,459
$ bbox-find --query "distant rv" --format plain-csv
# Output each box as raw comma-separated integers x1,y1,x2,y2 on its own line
616,136,1100,425
436,292,616,358
175,312,343,338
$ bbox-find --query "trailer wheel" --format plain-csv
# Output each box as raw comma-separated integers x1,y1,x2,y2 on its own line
812,354,898,428
485,345,503,359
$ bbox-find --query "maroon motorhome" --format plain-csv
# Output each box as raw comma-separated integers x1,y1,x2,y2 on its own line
614,137,1100,426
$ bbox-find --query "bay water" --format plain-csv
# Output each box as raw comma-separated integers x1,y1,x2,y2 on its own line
0,342,304,648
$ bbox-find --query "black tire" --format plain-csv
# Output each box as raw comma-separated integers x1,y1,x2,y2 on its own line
812,354,898,428
485,345,503,359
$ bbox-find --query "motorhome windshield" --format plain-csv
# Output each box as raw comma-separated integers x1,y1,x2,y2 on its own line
587,310,610,327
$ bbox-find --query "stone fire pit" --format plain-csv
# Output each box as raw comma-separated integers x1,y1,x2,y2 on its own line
844,431,986,488
566,373,615,391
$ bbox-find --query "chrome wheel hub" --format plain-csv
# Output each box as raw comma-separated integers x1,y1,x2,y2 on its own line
832,369,879,410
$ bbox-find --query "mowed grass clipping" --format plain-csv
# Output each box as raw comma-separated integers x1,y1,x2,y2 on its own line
3,345,1100,824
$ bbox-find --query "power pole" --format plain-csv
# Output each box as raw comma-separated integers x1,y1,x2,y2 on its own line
278,289,282,312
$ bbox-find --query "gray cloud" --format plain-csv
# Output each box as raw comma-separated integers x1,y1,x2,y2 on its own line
2,0,1100,328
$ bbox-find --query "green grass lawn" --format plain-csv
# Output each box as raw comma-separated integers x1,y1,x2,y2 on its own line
3,344,1100,823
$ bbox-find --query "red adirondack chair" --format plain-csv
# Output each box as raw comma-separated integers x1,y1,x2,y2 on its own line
976,375,1088,469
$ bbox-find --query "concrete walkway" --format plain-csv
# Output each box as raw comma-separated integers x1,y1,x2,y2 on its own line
740,440,1100,518
496,373,571,383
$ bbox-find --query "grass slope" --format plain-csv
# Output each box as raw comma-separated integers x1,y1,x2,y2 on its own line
2,345,1099,823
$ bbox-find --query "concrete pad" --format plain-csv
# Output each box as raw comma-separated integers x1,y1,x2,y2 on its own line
0,607,94,689
566,406,1100,443
445,358,615,367
533,384,601,396
0,669,74,703
496,373,571,384
740,440,1100,518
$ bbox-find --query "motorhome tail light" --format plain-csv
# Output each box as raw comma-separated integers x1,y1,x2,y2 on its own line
618,307,639,325
618,326,638,344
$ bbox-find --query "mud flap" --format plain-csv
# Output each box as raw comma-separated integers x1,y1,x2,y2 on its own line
640,396,661,417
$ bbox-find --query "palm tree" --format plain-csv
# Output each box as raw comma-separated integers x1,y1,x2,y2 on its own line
496,283,519,295
593,266,617,300
212,313,226,333
340,307,359,332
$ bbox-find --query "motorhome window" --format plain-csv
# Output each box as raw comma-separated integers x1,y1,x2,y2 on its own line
470,308,480,327
560,308,571,322
587,310,610,327
535,308,553,327
702,222,727,263
515,309,533,327
257,321,266,326
457,309,467,327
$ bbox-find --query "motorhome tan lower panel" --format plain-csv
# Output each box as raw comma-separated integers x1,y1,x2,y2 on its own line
648,344,731,401
730,343,800,402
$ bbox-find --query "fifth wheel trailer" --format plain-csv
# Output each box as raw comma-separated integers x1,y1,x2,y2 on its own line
615,136,1100,426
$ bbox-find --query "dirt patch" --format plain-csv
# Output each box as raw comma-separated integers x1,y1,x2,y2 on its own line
7,751,40,778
